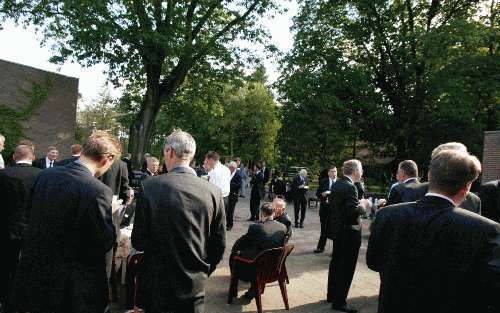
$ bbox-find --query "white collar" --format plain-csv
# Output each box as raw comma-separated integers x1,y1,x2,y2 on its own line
345,175,354,184
425,192,456,207
16,160,32,165
403,177,417,184
75,159,96,176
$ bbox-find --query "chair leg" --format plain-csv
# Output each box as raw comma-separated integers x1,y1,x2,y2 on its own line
228,275,238,304
255,283,263,313
279,279,290,310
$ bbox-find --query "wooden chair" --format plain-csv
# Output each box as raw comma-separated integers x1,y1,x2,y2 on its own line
228,244,294,313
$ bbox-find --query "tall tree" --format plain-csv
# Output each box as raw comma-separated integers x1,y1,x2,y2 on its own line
1,0,279,166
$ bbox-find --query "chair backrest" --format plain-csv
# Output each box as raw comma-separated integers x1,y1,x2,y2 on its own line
254,244,294,284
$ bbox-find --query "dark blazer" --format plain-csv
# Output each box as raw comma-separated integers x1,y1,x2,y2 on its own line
131,166,226,310
263,166,271,184
317,177,335,206
12,162,116,313
250,171,265,199
57,155,79,166
232,220,287,260
229,170,242,201
367,196,500,313
275,213,293,243
480,180,500,222
121,157,134,180
386,178,425,205
98,160,130,202
3,163,42,235
291,174,309,200
0,172,25,247
32,157,57,169
327,176,364,241
413,182,481,214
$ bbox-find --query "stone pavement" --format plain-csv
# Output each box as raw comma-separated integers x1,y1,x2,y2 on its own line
115,191,380,313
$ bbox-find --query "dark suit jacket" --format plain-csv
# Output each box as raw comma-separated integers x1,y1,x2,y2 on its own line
367,196,500,313
291,174,309,200
229,170,242,201
232,220,287,260
131,166,226,309
317,177,335,206
413,182,481,214
386,178,424,205
3,163,42,237
32,157,57,169
0,172,25,247
250,171,265,199
275,213,293,243
57,155,79,166
263,167,271,184
480,180,500,222
121,157,134,180
98,160,130,202
12,162,116,313
327,176,364,241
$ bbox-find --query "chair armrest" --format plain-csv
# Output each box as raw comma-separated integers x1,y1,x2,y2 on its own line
234,255,254,264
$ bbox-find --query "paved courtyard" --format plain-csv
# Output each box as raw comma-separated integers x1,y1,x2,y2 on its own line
115,190,380,313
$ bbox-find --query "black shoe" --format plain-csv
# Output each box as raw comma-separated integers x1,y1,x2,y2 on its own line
239,195,245,198
299,223,304,228
243,289,256,300
226,226,232,231
332,303,358,313
247,217,254,221
314,249,324,254
294,223,299,228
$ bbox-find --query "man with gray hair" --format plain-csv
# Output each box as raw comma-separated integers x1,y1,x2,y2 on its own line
226,160,242,231
291,168,310,228
132,129,226,313
410,142,481,213
367,149,500,313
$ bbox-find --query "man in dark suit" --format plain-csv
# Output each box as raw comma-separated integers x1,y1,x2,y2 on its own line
273,197,293,243
327,160,370,313
315,166,337,253
249,163,265,221
57,144,82,166
11,131,120,313
262,160,271,185
132,130,226,313
121,153,134,180
32,146,59,169
291,169,309,228
386,160,424,205
367,150,500,313
226,161,242,231
403,143,481,214
230,202,287,298
480,179,500,222
140,152,150,172
0,172,25,313
141,156,159,179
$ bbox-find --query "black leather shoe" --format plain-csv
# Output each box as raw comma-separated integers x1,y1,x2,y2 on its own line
243,289,256,299
332,303,358,313
299,223,304,228
226,226,232,231
314,249,324,254
247,217,254,221
294,223,299,228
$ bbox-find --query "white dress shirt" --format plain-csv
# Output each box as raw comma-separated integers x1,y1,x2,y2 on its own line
45,157,55,168
425,192,456,207
208,161,231,197
0,154,4,169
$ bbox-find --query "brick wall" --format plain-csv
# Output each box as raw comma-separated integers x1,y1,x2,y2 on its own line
0,59,78,159
482,130,500,183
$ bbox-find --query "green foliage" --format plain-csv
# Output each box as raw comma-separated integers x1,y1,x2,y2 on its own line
76,86,127,143
278,0,500,176
0,78,52,157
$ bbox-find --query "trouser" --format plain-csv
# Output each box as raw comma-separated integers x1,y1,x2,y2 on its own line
226,196,238,228
316,204,329,250
145,296,204,313
293,196,307,224
240,179,246,195
1,241,21,313
327,228,361,305
250,194,261,220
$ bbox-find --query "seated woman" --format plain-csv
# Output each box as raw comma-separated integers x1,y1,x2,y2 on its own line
230,202,287,298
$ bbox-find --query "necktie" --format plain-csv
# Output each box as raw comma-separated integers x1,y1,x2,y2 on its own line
49,161,53,167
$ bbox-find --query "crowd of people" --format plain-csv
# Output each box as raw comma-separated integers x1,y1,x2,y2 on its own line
1,128,499,313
